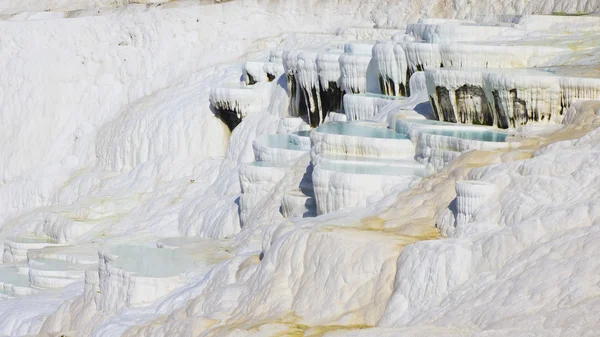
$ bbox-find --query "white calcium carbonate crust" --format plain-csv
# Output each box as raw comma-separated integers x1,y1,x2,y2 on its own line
2,0,600,337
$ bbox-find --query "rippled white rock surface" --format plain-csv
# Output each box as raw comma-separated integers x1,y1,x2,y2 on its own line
2,1,600,336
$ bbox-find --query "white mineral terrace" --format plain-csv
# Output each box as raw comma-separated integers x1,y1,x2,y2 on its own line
426,67,600,128
517,14,600,31
310,122,415,160
398,118,518,171
263,61,285,81
0,265,34,298
372,40,408,96
253,133,309,163
4,4,600,337
402,42,567,80
454,180,497,226
296,51,326,126
280,186,316,218
243,61,269,84
3,236,63,263
344,92,405,121
209,82,271,130
239,161,289,226
339,42,381,94
312,162,421,214
98,245,194,312
336,27,403,40
417,18,476,25
406,22,525,43
343,42,376,55
312,153,427,176
316,51,343,88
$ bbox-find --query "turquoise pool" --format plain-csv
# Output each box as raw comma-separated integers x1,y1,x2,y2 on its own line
293,130,311,137
109,245,193,278
320,160,424,176
317,122,408,140
396,119,509,142
260,134,305,150
425,129,509,142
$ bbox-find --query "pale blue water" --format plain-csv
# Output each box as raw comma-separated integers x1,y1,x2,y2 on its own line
109,245,193,278
323,154,423,166
397,119,508,142
293,130,311,137
0,266,30,287
317,122,408,139
29,258,93,271
262,134,305,150
424,129,508,142
321,160,424,176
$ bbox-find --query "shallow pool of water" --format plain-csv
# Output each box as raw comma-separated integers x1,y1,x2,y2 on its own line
260,134,305,150
317,122,408,140
397,119,509,142
293,130,311,137
320,160,424,176
424,129,508,142
0,266,29,287
108,245,194,278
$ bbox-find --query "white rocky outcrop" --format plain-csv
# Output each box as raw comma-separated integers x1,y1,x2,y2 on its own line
484,67,600,128
517,14,600,32
455,180,496,226
262,62,285,81
239,162,289,227
280,188,316,218
483,69,562,128
296,51,325,126
425,68,495,125
28,258,89,289
344,93,405,121
407,22,524,43
403,42,443,80
283,50,303,117
404,42,567,85
209,83,271,130
243,61,269,84
372,41,409,96
426,66,600,128
317,51,345,115
339,43,380,95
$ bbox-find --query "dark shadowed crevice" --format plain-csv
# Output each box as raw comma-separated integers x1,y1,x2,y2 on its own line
213,107,242,131
455,85,493,126
436,86,456,123
510,89,528,127
492,90,509,129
